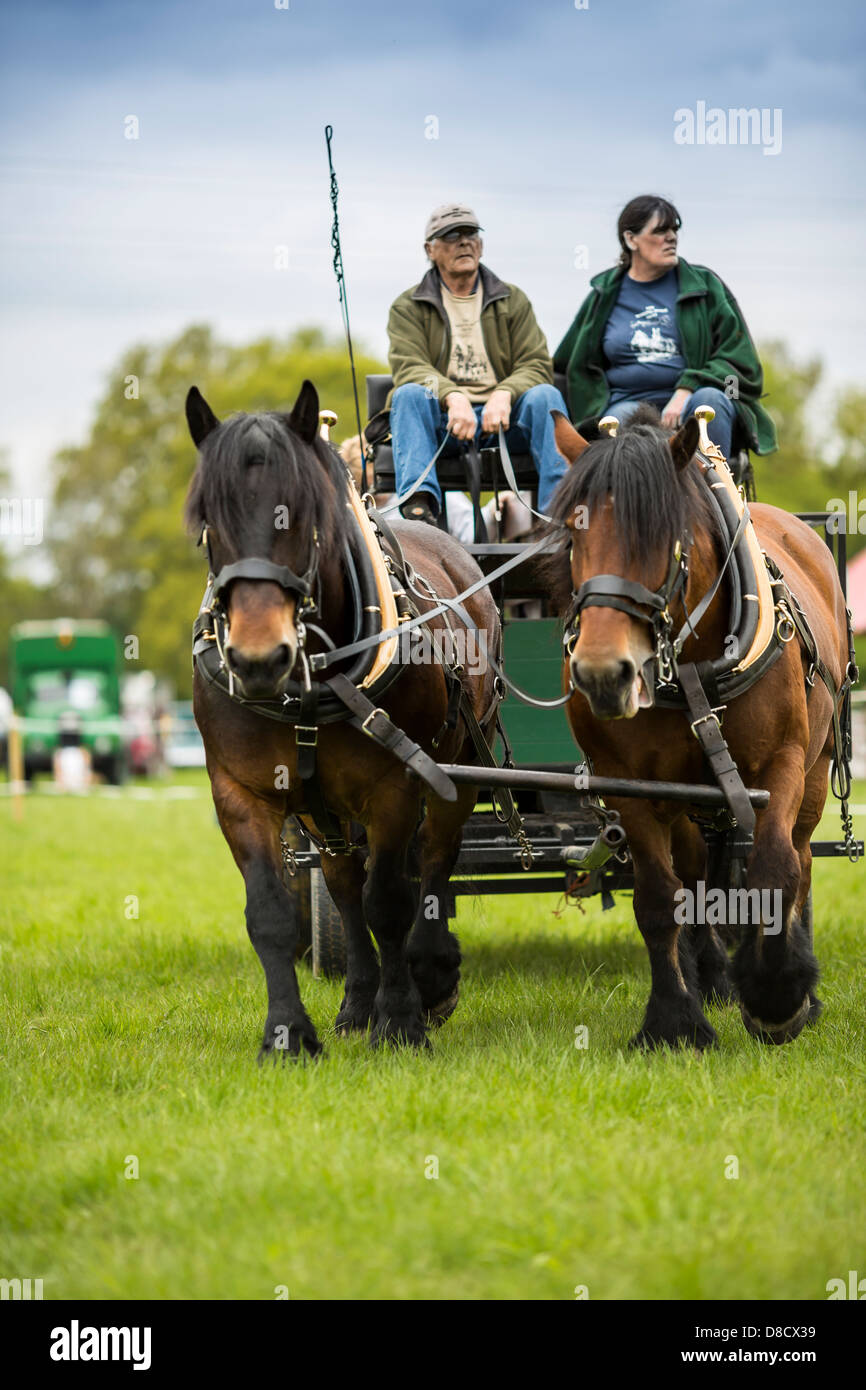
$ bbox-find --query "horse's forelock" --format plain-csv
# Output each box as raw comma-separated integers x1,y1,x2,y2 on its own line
186,410,347,551
541,410,717,609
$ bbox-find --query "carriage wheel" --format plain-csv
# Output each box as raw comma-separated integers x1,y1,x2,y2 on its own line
311,868,347,979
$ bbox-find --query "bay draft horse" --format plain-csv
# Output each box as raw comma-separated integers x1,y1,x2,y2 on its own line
545,407,851,1049
184,381,500,1058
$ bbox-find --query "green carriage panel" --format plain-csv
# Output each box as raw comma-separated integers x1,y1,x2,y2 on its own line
499,616,577,766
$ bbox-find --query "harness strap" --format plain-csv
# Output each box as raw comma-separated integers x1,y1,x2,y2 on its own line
325,672,457,803
463,443,487,543
378,431,453,516
673,504,749,654
678,662,756,860
496,427,554,526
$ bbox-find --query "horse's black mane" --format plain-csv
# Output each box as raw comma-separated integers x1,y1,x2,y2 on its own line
184,411,349,553
539,404,720,612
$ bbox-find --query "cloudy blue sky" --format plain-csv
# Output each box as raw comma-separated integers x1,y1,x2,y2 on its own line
1,0,864,508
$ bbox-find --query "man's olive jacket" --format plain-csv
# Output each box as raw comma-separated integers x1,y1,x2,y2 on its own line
386,264,553,408
553,258,777,454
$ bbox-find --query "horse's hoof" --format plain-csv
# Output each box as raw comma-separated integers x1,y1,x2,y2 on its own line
806,991,823,1025
335,996,375,1035
739,993,811,1044
370,1015,431,1050
425,984,460,1027
629,1015,718,1052
702,980,737,1008
257,1022,323,1063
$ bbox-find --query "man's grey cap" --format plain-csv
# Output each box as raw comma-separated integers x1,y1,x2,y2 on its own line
424,204,483,240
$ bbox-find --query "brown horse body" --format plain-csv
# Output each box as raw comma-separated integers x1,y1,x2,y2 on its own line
548,410,849,1049
186,382,499,1057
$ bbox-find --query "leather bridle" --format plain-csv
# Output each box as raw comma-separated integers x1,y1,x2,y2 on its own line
564,538,690,688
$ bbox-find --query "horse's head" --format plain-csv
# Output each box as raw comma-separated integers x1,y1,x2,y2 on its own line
549,408,705,720
184,380,347,700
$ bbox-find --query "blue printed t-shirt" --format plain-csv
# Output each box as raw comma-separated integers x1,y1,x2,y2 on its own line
602,268,685,404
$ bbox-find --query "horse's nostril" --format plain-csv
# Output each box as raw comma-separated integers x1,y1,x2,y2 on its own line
619,660,634,685
270,643,291,671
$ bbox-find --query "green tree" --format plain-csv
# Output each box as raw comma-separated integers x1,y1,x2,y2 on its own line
754,341,828,513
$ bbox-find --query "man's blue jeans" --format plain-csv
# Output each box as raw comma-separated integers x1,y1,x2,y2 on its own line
390,382,571,515
606,386,738,457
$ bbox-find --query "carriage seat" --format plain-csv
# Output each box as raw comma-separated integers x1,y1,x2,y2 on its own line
365,373,570,497
365,374,754,500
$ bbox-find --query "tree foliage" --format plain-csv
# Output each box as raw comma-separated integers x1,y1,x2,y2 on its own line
43,325,385,695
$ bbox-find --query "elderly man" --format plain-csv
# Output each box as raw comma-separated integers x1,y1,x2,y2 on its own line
386,203,569,523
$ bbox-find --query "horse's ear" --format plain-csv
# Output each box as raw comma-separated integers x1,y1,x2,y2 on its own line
669,415,700,472
186,387,220,447
289,379,320,444
552,411,590,465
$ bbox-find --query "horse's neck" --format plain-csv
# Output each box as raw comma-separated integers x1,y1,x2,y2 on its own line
681,523,730,658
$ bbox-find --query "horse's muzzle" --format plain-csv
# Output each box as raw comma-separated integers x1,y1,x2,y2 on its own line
225,641,296,699
571,655,641,720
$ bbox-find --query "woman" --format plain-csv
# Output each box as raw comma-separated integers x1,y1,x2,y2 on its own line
553,195,777,460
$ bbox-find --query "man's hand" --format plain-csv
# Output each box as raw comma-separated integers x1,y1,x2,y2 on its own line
660,388,692,430
481,389,512,434
444,392,477,441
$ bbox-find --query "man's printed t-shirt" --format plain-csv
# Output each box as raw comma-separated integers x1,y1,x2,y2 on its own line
602,268,686,404
441,280,499,403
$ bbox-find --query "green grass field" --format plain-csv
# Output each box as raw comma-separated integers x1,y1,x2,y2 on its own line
1,773,864,1301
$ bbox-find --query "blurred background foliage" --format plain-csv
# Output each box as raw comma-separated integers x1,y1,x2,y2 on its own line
1,328,863,696
1,325,385,694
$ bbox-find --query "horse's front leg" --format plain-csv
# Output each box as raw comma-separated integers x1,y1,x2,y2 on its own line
671,816,735,1006
732,748,818,1044
406,784,477,1025
212,769,322,1061
622,809,718,1050
316,845,380,1035
364,799,427,1048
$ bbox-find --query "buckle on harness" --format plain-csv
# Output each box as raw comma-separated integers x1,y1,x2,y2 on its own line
775,602,796,644
361,707,388,736
296,726,318,747
690,711,722,739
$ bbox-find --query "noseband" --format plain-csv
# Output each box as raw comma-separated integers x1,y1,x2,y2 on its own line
202,524,320,613
564,539,690,687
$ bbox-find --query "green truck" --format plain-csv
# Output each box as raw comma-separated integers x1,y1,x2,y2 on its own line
9,619,127,783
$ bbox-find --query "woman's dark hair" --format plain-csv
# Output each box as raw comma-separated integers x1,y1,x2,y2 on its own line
617,195,681,268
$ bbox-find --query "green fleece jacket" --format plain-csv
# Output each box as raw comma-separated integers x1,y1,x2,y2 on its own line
553,258,777,455
386,264,553,408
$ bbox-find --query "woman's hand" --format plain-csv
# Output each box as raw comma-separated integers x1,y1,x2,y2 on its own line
660,388,692,429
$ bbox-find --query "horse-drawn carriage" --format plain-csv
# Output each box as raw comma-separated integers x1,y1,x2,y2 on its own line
285,376,860,987
185,374,861,1056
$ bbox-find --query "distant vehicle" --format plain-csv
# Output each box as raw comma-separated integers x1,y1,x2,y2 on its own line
165,700,206,769
9,619,127,784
